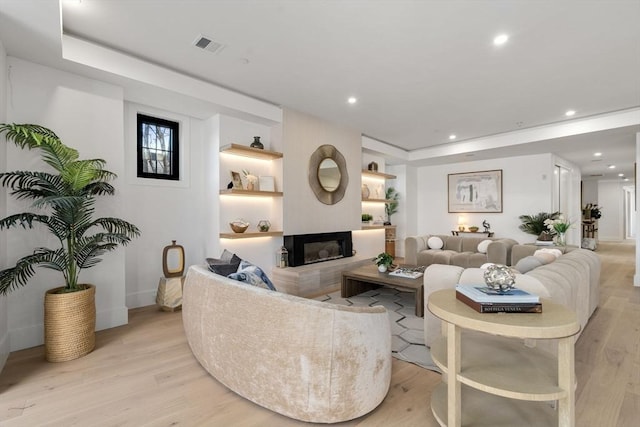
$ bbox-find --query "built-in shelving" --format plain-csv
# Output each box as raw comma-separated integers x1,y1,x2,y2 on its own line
220,231,284,239
362,170,396,179
219,144,283,240
220,143,283,160
362,197,393,203
220,189,283,197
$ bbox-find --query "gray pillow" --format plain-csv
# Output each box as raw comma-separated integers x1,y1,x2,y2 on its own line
206,252,241,276
514,255,544,274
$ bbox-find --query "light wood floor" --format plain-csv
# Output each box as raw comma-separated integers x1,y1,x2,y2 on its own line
0,242,638,426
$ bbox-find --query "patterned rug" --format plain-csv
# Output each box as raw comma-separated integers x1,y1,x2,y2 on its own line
315,288,440,372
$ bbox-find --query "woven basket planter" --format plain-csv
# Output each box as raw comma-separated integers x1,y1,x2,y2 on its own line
44,284,96,362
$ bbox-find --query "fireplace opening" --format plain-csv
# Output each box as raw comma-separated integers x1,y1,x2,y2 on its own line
284,231,353,267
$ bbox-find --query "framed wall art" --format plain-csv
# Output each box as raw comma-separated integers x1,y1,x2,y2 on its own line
448,169,503,213
230,171,243,189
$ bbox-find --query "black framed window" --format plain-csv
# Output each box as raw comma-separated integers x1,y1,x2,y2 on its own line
137,114,180,180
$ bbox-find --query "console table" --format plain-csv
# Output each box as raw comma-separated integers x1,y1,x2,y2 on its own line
451,230,494,237
427,289,580,427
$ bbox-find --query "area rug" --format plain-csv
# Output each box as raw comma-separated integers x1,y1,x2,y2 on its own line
315,288,440,372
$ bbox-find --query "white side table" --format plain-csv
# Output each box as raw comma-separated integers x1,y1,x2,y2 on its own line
156,276,185,311
428,289,580,427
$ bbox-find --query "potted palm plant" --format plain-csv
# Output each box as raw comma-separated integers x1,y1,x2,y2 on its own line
0,124,141,362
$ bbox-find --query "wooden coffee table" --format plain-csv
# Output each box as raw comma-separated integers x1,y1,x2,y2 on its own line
341,264,424,317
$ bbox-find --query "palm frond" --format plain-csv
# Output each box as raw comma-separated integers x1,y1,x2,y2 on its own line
0,213,50,230
0,124,78,172
0,248,62,295
518,212,560,235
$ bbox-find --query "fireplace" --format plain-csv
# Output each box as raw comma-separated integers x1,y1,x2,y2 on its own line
284,231,353,267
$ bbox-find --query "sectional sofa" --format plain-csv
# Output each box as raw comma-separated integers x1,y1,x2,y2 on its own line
405,234,519,267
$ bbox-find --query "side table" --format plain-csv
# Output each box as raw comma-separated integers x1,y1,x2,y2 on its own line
156,276,185,311
427,289,580,427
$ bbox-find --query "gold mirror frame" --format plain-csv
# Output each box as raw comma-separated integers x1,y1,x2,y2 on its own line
308,144,349,205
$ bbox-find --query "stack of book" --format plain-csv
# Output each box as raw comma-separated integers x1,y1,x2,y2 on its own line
388,266,425,279
455,285,542,313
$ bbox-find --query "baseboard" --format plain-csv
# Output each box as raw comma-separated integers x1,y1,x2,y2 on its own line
634,274,640,287
126,289,157,309
0,330,9,373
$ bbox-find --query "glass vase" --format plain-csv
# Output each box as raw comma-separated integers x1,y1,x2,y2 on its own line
555,232,566,246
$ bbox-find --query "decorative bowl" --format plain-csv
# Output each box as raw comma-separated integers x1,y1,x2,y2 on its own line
468,226,479,232
230,220,249,233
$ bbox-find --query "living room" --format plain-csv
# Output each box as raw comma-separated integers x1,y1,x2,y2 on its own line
1,1,639,425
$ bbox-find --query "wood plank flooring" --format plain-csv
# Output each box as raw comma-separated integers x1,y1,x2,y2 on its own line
0,242,638,426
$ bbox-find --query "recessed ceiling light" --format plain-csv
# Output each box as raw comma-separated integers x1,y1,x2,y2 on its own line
565,110,576,117
594,152,602,157
449,134,457,140
608,165,616,169
493,34,509,46
347,97,357,104
624,178,630,181
618,173,624,177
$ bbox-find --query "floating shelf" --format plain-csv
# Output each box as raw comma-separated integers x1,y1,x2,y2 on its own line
362,170,396,179
220,143,283,160
362,198,393,203
220,189,283,197
361,225,396,230
220,231,283,239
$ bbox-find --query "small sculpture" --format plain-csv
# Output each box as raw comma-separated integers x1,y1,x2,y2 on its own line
483,264,516,293
482,220,491,233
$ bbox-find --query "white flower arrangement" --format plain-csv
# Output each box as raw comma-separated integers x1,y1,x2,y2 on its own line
544,214,572,235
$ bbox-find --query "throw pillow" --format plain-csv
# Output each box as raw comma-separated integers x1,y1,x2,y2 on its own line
228,260,277,291
477,239,492,254
514,256,544,274
534,253,556,264
427,236,444,250
534,248,563,259
206,250,242,276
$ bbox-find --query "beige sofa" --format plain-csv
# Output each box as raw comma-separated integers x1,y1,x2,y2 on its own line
422,247,601,350
405,234,518,267
182,265,392,423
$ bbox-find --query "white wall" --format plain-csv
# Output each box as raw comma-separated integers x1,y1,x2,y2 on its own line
122,103,208,308
582,180,598,206
5,57,128,351
598,180,627,241
0,39,9,372
281,108,368,241
415,153,560,244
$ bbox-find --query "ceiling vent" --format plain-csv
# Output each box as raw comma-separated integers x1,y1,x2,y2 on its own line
589,174,604,177
193,35,225,54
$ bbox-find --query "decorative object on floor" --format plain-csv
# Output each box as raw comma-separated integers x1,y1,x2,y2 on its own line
230,219,249,233
277,245,289,268
367,161,378,171
250,136,264,149
257,220,271,232
373,252,394,272
384,187,400,225
162,240,185,278
0,123,141,362
448,169,502,213
316,288,439,372
308,144,348,205
483,219,491,232
483,264,516,292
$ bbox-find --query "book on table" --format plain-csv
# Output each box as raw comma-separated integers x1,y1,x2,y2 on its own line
455,284,542,313
388,267,424,279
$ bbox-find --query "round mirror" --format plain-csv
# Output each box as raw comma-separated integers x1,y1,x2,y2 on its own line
317,158,340,192
308,145,348,205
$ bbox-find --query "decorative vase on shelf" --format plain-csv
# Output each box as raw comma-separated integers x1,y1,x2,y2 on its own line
250,136,264,149
258,220,271,232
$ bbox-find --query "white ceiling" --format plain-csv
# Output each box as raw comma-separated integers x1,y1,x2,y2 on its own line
1,0,640,181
